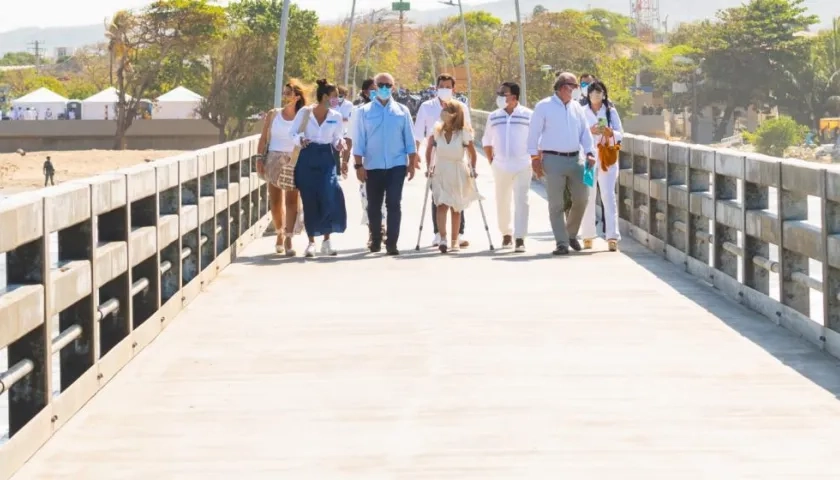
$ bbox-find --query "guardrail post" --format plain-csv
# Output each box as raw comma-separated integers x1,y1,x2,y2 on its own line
666,144,689,256
215,148,231,257
618,137,633,225
822,169,840,334
742,155,771,295
713,153,740,281
778,163,810,316
688,147,712,267
4,196,50,435
632,138,649,230
648,140,668,251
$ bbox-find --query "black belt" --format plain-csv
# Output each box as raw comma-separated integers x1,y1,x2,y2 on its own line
543,150,579,157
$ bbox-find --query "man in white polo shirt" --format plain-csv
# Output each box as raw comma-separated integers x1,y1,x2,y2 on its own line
482,81,532,252
413,73,471,248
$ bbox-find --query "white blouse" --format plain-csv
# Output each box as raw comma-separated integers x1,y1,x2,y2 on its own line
289,106,345,149
267,112,296,153
583,103,624,144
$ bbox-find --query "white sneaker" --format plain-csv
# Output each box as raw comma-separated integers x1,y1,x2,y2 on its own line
304,243,316,258
433,233,441,246
321,239,337,256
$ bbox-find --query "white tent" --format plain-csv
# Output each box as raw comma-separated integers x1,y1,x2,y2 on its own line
11,88,68,119
155,86,203,119
81,87,131,120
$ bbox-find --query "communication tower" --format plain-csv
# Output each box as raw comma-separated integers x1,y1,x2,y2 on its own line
630,0,661,43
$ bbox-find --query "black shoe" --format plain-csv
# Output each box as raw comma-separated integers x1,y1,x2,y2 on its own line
386,245,400,256
514,238,525,253
553,245,569,255
502,235,513,248
369,242,382,253
569,239,582,252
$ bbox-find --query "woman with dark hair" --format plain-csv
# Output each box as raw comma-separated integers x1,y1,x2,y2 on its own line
580,80,623,252
257,79,307,256
289,78,348,258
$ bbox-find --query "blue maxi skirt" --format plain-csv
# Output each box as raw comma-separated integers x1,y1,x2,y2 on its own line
294,143,347,237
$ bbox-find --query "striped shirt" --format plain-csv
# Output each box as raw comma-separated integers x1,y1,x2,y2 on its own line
481,104,533,172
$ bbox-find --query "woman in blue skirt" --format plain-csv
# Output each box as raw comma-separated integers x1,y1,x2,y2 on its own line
290,78,349,257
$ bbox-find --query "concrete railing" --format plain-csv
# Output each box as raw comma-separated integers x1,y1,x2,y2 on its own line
617,135,839,359
0,136,270,478
470,109,840,360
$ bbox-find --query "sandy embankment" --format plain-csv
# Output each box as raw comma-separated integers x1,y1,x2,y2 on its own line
0,149,187,194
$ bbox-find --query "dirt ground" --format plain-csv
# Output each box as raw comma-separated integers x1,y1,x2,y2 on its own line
0,149,186,194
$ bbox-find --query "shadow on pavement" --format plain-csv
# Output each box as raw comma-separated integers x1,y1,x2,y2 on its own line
619,238,840,400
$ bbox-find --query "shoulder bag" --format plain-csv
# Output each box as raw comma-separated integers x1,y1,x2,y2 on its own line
277,107,311,190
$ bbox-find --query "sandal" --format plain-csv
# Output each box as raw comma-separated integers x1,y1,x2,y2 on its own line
284,232,296,256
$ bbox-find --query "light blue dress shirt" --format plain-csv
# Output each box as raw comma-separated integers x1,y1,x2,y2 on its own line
352,98,417,170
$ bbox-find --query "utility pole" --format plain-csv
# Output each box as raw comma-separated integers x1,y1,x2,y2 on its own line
27,41,45,69
343,0,357,90
273,0,292,108
514,0,527,106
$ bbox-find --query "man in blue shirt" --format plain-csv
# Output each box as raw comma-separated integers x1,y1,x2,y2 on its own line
352,72,418,255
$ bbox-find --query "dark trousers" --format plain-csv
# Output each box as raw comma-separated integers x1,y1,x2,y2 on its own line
431,185,465,234
366,166,406,247
44,174,54,186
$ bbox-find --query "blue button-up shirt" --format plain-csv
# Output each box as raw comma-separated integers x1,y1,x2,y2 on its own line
352,98,417,170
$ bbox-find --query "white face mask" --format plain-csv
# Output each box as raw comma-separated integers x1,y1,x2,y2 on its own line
589,91,604,103
496,96,507,109
571,88,582,101
437,88,453,101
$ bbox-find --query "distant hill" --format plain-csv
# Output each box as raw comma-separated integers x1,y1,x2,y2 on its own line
0,25,105,56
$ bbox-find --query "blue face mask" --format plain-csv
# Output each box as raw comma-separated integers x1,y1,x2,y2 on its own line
377,87,392,100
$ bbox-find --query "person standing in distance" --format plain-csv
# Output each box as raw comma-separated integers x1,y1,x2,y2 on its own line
482,81,533,252
413,73,471,248
527,72,596,255
43,156,56,186
352,72,418,255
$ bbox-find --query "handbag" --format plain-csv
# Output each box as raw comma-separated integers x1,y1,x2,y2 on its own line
598,132,620,172
276,107,311,190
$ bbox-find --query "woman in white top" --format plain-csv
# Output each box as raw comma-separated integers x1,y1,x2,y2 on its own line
289,78,348,258
580,80,624,252
424,100,480,253
257,80,307,256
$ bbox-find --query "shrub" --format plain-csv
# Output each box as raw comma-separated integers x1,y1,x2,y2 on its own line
743,116,808,157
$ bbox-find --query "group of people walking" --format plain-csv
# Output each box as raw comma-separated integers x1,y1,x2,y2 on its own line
256,70,623,258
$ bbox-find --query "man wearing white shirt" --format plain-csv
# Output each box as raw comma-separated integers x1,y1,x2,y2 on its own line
336,86,355,175
413,73,471,248
482,81,532,253
527,72,596,255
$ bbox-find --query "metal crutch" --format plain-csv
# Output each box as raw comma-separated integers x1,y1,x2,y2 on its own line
470,168,495,251
415,173,433,250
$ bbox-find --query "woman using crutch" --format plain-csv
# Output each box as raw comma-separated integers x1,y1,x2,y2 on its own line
424,100,480,253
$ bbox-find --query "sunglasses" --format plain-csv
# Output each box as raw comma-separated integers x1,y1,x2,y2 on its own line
377,83,393,89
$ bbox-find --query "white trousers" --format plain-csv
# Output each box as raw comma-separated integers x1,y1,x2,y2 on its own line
493,163,531,239
581,161,621,241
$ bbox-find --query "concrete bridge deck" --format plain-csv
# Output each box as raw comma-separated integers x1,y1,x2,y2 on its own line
7,158,840,478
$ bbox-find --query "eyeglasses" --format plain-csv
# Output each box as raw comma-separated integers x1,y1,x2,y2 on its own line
377,83,393,89
496,91,510,96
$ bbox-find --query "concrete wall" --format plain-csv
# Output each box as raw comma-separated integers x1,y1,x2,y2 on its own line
0,137,271,479
0,120,225,152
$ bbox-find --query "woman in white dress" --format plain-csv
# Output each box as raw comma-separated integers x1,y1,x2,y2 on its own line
580,80,623,252
257,80,307,256
424,100,480,253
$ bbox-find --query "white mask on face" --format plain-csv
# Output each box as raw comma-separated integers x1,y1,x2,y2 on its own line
437,88,453,101
571,88,582,101
589,91,604,103
496,96,507,109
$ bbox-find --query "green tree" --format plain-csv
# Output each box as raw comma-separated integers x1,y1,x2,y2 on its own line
107,0,226,149
3,69,68,97
690,0,818,140
0,52,37,66
227,0,320,81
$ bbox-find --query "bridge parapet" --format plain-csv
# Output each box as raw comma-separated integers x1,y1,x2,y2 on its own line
0,135,270,478
615,135,840,359
469,108,840,360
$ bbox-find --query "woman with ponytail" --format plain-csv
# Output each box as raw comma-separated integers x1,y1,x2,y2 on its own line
289,78,348,258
